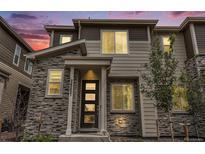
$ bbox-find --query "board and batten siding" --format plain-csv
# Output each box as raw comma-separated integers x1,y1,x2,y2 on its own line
194,24,205,54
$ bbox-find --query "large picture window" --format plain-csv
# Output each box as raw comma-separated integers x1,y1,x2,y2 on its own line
102,31,128,54
111,83,134,112
46,69,63,96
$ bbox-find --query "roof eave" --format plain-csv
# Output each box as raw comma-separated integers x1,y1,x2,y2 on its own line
0,16,33,52
25,39,87,59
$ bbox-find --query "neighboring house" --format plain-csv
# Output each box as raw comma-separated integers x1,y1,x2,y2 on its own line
0,17,33,132
24,17,205,141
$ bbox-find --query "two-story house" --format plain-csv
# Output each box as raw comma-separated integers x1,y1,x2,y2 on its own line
0,17,33,132
24,17,205,141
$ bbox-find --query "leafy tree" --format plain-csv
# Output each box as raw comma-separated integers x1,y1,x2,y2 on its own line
179,67,205,139
141,34,178,141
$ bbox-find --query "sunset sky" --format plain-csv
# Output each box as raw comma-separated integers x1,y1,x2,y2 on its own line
0,11,205,51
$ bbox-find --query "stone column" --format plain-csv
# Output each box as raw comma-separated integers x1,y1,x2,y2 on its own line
100,67,107,134
66,67,74,136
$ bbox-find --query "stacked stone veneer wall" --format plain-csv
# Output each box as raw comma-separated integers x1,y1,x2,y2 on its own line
107,78,141,136
24,51,80,137
186,55,205,137
158,111,197,137
157,55,205,138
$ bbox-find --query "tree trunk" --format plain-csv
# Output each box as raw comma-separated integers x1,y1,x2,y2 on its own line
168,111,174,141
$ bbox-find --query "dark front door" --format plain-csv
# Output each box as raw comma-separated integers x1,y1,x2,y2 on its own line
81,80,99,129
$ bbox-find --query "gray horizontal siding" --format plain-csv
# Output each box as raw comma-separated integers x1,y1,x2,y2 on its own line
0,62,32,120
194,24,205,54
0,26,31,77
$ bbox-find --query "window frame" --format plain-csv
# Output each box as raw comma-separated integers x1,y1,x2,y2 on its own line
101,30,129,55
24,58,33,75
13,44,22,66
45,69,64,98
110,82,135,113
59,34,72,44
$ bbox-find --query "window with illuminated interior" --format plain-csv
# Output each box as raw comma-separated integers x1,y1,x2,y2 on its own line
111,83,134,112
60,35,72,44
47,69,63,96
162,36,171,53
172,86,189,112
102,31,128,54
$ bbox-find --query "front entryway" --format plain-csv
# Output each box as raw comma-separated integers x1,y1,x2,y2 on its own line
80,80,99,129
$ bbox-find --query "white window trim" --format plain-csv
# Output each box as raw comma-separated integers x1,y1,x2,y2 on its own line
13,44,21,66
59,34,73,44
100,30,129,55
110,82,135,113
45,69,64,98
24,57,33,75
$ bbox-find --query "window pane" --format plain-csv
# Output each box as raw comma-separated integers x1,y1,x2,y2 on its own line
115,32,128,54
16,45,21,56
85,104,95,112
60,35,72,44
84,115,95,123
102,31,115,54
112,85,123,110
122,84,134,110
85,83,96,90
85,93,96,101
48,83,61,95
49,71,62,82
112,84,134,111
173,86,189,111
163,37,170,53
14,55,19,64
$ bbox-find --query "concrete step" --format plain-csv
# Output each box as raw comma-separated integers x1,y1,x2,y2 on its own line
59,134,110,142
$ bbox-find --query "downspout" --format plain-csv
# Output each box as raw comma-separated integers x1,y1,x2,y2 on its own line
78,20,81,40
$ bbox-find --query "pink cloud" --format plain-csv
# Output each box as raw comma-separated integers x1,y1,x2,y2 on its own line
108,11,144,19
168,11,205,18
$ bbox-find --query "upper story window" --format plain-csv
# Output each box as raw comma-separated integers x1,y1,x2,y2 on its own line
173,86,189,112
111,83,134,112
13,44,21,66
60,35,72,44
24,58,33,75
46,69,64,96
162,36,171,53
102,31,128,54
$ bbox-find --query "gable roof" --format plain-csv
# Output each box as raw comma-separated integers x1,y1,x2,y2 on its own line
0,16,33,52
25,39,87,58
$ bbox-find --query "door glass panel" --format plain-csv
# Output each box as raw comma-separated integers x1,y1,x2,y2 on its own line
85,93,96,101
85,104,95,112
84,115,95,123
85,83,96,90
